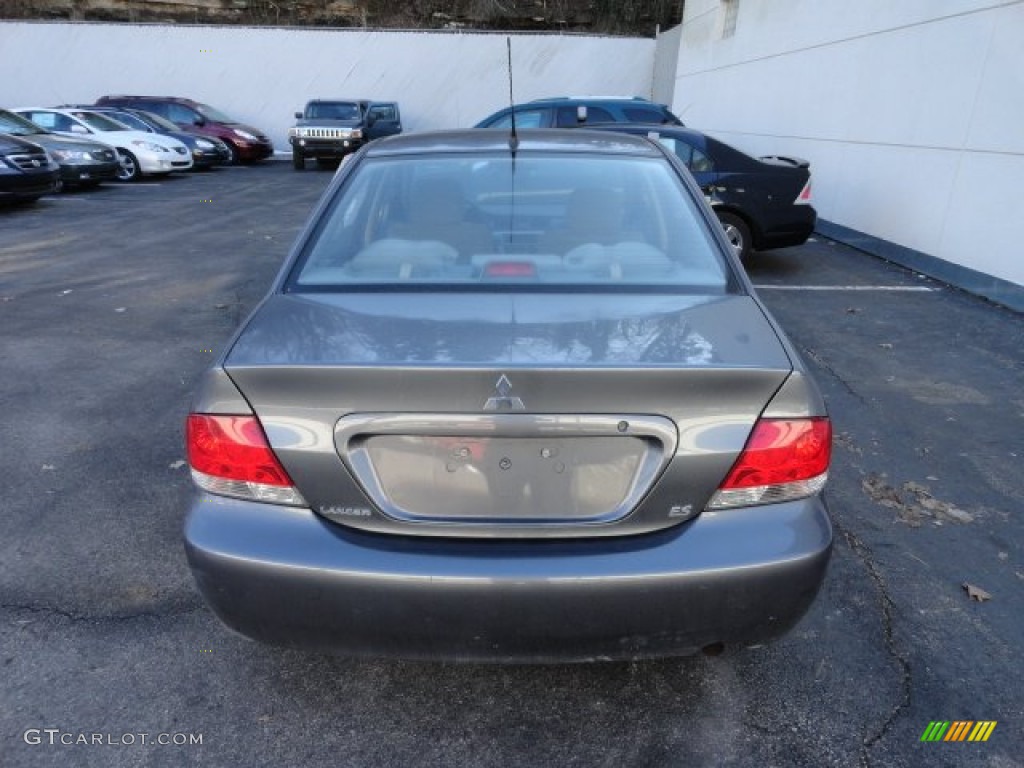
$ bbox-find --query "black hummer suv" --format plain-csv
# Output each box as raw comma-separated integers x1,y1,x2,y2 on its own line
288,100,402,170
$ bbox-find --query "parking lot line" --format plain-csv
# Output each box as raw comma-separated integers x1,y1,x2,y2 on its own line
754,285,935,292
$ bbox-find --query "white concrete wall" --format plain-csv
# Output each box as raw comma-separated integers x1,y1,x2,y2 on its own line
667,0,1024,288
651,23,682,104
0,22,654,148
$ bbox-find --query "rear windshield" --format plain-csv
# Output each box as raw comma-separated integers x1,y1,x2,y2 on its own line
290,152,731,292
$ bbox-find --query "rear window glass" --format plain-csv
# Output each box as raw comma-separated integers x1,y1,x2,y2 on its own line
290,152,730,292
487,109,545,129
557,106,614,126
623,107,671,123
368,104,398,121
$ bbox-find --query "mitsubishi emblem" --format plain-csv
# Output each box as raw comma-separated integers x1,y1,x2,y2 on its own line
483,374,525,411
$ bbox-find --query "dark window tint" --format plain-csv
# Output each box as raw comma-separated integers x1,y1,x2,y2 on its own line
166,103,201,125
656,137,715,173
556,106,614,127
689,147,714,173
131,101,168,118
623,107,671,123
369,104,398,122
487,109,546,129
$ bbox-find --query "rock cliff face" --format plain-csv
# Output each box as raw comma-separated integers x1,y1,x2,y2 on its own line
0,0,682,36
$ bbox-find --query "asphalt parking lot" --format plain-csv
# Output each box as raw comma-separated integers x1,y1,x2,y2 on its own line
1,163,1021,768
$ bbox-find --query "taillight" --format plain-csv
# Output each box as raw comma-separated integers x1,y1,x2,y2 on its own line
186,414,306,506
795,179,812,205
706,418,830,510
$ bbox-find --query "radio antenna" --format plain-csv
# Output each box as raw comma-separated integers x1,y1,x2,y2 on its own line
506,36,518,154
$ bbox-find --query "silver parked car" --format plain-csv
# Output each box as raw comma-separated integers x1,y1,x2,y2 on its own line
184,129,832,661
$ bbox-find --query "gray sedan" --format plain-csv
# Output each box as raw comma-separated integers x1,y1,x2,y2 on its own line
184,129,832,661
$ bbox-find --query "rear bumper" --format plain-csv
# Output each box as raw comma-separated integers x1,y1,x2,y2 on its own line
758,206,817,250
185,495,832,661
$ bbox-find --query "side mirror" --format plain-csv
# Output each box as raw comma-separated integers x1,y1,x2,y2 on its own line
576,105,588,123
70,124,89,134
193,115,206,127
294,111,302,119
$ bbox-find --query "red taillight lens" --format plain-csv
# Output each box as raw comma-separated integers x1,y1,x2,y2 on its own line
708,418,831,510
721,418,831,488
187,414,293,485
795,179,813,204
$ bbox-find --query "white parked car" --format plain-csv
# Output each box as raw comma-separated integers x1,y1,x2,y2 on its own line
13,107,193,181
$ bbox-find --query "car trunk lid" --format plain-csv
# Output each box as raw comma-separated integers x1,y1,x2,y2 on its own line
221,292,792,537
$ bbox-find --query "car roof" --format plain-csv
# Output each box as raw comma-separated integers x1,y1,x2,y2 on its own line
101,95,192,102
527,96,665,105
365,129,664,157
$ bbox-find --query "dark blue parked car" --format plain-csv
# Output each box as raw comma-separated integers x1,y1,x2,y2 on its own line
474,96,682,130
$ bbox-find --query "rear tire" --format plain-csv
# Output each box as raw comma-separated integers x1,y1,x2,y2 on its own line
225,142,240,165
717,211,752,261
115,149,141,182
292,150,304,170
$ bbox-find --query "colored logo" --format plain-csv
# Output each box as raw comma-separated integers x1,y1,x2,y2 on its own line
920,721,997,742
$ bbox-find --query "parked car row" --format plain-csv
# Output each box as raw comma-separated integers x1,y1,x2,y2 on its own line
0,95,275,204
3,93,817,263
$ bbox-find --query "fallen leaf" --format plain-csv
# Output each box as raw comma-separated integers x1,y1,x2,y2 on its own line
41,464,55,471
114,307,126,313
59,289,73,295
879,343,893,349
169,460,186,469
962,583,991,602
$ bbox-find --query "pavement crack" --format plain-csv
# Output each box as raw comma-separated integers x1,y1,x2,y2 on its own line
801,346,867,404
832,519,912,768
2,600,204,626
